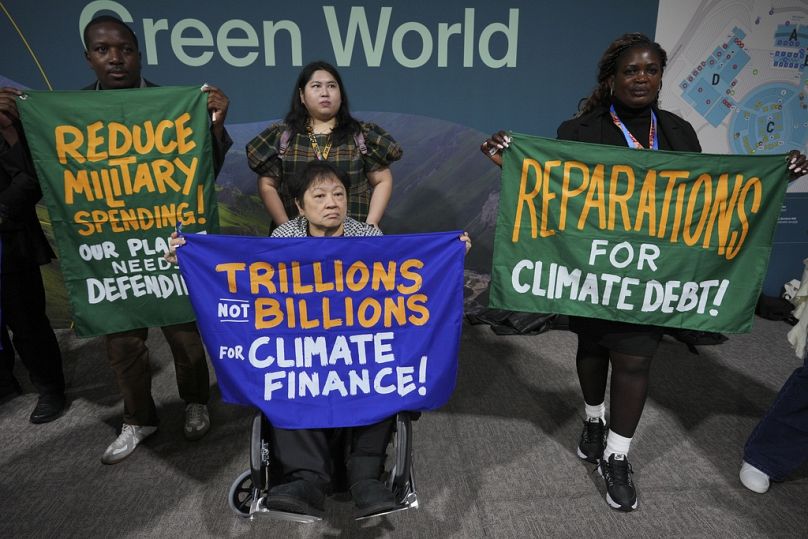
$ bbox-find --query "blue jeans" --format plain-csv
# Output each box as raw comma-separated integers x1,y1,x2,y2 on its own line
743,355,808,481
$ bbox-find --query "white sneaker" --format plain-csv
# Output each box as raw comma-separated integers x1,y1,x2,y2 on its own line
184,403,210,441
101,424,157,465
740,461,770,493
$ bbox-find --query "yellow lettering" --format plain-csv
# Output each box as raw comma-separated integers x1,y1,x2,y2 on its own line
154,119,177,154
86,121,108,162
540,160,561,237
578,164,606,229
255,298,283,329
559,160,590,231
634,170,657,235
512,158,542,242
406,294,430,325
132,121,155,154
249,262,276,294
346,261,370,292
63,169,93,204
174,112,196,154
55,125,85,165
682,174,712,246
371,261,396,291
291,261,314,294
608,165,635,231
397,259,424,294
216,262,246,293
107,122,132,156
726,177,762,260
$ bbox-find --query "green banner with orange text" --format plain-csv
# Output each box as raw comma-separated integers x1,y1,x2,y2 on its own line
490,133,788,333
18,86,218,337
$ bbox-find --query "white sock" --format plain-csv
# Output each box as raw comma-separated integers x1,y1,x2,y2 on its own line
604,430,632,460
585,402,606,422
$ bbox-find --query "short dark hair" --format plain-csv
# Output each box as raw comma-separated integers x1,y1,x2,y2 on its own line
289,160,350,204
578,32,667,115
284,61,361,145
83,15,139,50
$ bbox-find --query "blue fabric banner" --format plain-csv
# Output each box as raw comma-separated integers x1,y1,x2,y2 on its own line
178,231,465,429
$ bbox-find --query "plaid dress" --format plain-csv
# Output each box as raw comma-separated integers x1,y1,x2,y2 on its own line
246,122,402,228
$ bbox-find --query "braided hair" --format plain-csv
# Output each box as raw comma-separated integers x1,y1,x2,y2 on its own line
578,33,667,115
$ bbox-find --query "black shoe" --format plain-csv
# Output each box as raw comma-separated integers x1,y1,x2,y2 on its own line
265,479,325,517
599,453,638,511
577,418,607,463
29,393,66,424
350,478,399,519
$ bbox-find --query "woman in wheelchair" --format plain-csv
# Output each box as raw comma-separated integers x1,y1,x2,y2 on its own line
268,160,470,518
169,159,471,519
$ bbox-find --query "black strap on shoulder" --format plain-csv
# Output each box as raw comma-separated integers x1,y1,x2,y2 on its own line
354,131,367,155
279,129,293,158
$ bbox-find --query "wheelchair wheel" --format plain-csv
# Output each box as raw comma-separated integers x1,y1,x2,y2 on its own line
228,469,254,518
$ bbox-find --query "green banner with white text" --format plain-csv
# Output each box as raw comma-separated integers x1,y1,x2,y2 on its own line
490,133,788,334
18,86,218,337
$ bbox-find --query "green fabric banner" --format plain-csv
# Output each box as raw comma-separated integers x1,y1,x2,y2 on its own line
490,133,788,334
18,86,218,337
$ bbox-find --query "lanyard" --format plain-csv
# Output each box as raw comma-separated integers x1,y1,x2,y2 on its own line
609,104,658,150
305,124,333,160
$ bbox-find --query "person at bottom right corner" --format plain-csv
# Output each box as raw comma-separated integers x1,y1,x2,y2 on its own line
740,353,808,493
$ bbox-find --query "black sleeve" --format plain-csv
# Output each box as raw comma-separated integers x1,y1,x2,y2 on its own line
211,126,233,178
0,137,43,225
556,118,580,142
680,120,702,153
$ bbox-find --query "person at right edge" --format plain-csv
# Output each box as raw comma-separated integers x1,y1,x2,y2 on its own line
482,32,808,511
739,288,808,493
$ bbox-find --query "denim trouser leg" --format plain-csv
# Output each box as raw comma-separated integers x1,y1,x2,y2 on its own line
743,356,808,481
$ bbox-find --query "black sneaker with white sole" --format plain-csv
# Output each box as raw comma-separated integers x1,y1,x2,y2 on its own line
599,453,638,511
577,418,607,463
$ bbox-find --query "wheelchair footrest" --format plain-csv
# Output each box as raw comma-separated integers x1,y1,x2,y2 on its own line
249,497,323,523
355,491,418,521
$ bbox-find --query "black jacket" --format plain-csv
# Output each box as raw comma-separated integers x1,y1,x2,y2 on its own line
557,105,702,152
0,134,56,272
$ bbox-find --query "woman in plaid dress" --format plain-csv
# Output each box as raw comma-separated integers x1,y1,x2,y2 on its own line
247,61,402,233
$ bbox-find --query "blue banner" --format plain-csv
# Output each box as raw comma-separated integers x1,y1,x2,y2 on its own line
178,231,465,429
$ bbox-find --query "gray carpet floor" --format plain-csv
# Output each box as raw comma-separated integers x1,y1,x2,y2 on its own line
1,318,806,538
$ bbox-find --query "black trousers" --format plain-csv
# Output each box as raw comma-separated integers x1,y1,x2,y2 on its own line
271,417,395,491
0,267,64,396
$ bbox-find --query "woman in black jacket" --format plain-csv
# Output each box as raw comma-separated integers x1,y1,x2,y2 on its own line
481,32,808,512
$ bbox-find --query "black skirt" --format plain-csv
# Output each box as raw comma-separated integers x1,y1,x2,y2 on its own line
569,316,664,357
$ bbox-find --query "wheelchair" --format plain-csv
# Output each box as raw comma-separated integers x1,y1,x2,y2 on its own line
228,411,419,522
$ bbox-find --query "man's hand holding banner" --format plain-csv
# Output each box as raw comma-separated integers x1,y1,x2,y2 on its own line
18,87,218,336
490,133,788,333
177,232,465,429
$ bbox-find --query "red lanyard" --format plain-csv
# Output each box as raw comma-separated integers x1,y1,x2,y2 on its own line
609,105,658,150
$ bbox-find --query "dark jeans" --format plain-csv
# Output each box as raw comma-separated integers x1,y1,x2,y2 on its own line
744,355,808,481
0,267,64,396
105,321,209,426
